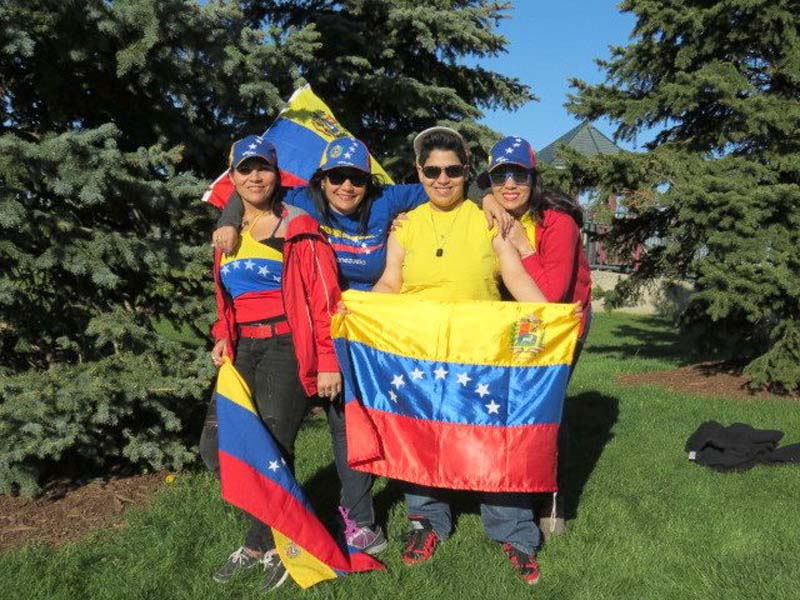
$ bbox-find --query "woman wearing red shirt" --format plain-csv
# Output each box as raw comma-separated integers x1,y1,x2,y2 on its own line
204,135,341,592
481,135,592,539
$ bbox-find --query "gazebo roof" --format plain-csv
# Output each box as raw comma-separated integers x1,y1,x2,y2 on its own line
537,120,621,167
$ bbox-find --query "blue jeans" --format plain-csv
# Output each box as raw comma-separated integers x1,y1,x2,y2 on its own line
405,485,541,554
326,400,376,527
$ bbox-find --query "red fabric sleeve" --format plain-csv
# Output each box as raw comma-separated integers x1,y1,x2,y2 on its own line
210,248,237,359
521,210,580,303
302,236,342,372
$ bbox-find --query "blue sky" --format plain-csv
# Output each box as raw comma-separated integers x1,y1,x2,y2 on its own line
472,1,649,152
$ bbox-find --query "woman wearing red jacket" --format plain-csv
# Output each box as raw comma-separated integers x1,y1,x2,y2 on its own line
205,135,341,592
480,135,592,540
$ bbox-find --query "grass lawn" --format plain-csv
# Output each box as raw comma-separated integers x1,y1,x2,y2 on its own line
2,312,798,599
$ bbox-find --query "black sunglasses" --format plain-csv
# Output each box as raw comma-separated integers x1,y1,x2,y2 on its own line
488,166,532,186
326,169,369,187
421,164,467,179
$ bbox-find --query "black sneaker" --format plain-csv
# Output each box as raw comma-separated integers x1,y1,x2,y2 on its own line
261,549,289,593
213,546,261,583
401,516,440,565
502,543,541,585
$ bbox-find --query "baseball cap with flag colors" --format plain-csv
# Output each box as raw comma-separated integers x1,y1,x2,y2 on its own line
487,136,537,172
228,135,278,169
319,137,371,173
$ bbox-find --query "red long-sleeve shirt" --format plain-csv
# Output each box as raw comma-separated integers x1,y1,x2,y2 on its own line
521,209,592,335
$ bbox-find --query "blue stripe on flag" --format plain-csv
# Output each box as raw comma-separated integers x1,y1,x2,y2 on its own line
264,119,329,182
336,340,568,426
216,391,311,509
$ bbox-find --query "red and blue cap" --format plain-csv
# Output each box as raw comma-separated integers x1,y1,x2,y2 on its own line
229,135,278,169
319,137,371,173
487,136,537,172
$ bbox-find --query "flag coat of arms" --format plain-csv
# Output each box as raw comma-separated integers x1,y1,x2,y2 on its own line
214,360,383,588
332,290,580,493
202,85,392,208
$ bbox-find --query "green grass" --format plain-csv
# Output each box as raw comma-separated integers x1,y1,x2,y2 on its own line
3,312,799,599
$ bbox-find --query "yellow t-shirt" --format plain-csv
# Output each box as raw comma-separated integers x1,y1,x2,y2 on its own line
393,201,499,301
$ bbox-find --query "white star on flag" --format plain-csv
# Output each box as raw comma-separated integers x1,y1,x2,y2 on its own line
475,383,490,398
272,275,281,282
391,374,405,389
457,372,472,386
505,147,514,153
221,265,230,275
344,152,352,159
232,262,240,269
410,368,425,380
485,400,501,414
434,366,448,380
388,390,398,402
248,143,257,150
258,266,269,276
244,260,255,270
268,460,281,472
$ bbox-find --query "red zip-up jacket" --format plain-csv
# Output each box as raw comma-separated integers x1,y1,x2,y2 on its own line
521,209,592,335
211,204,341,396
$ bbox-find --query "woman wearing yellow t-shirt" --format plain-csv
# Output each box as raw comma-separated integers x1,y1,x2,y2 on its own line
372,127,546,585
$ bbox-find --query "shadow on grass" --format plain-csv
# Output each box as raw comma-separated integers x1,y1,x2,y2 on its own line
586,315,699,366
559,390,619,520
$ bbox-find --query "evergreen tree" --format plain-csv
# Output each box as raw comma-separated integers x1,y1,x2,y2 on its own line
564,0,800,392
242,0,533,175
0,0,531,494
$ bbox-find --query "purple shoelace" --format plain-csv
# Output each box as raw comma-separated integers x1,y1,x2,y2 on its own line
338,505,360,537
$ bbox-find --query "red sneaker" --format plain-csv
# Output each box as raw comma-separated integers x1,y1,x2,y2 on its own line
502,543,541,585
401,517,440,565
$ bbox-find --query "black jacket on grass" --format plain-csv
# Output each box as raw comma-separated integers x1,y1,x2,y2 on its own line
685,421,800,472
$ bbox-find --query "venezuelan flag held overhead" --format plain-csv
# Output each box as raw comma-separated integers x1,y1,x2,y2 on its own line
214,360,383,589
331,290,580,493
202,85,393,208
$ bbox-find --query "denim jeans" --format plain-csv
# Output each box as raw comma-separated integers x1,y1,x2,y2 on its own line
325,400,376,527
405,485,541,554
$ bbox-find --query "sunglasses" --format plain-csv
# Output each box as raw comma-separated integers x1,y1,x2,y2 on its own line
421,164,467,179
488,166,532,186
326,170,369,187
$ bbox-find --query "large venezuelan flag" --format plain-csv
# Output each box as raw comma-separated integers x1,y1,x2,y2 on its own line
331,290,580,493
202,85,393,208
215,360,383,589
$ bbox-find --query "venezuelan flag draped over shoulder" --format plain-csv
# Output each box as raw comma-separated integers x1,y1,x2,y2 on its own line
202,85,393,208
214,360,383,589
332,290,580,493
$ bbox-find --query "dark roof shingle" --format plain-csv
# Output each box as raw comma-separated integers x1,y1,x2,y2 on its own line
537,120,621,167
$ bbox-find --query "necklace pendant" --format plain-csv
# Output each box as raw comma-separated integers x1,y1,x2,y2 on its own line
436,248,444,257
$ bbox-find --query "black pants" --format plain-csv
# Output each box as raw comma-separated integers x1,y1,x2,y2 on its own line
199,334,310,552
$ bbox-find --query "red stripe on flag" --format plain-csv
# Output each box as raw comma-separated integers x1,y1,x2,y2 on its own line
218,451,383,573
346,405,559,492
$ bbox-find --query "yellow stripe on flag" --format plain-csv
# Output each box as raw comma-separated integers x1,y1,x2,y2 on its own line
216,361,258,415
273,529,338,589
331,290,579,367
